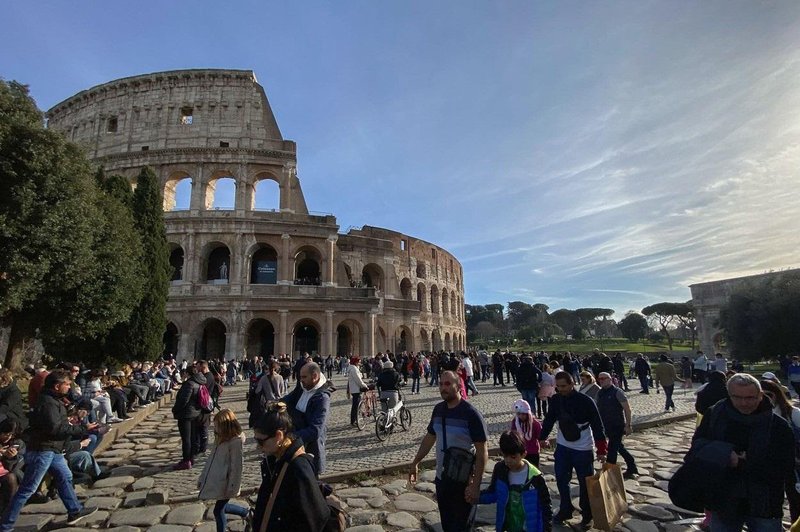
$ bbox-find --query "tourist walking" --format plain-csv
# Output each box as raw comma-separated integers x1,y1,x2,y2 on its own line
346,357,368,426
461,352,479,396
516,355,542,409
633,354,652,394
693,351,709,384
538,371,607,527
654,355,682,412
252,402,330,531
509,399,542,466
537,364,556,418
680,356,693,389
0,370,98,530
596,372,638,479
409,371,488,531
284,362,332,476
197,409,248,532
578,371,600,402
171,366,207,470
761,379,800,523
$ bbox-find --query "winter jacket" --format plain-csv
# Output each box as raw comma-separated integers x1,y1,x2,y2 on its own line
284,382,332,475
26,390,88,453
0,381,28,430
480,460,552,532
695,372,729,414
346,366,368,395
516,361,542,391
654,362,682,387
198,433,245,500
171,373,207,420
252,438,330,532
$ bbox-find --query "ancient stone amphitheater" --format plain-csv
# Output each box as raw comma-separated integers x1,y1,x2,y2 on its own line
46,69,466,360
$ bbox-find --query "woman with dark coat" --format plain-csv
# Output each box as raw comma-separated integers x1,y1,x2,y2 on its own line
252,402,329,532
171,366,206,470
0,370,27,431
695,370,729,415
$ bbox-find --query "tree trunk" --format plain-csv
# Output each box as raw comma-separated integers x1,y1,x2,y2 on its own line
4,314,33,372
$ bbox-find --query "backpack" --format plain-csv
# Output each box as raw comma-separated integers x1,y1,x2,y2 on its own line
197,384,213,413
320,482,351,532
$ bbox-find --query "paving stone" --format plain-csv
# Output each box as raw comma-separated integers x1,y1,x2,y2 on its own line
347,498,369,509
193,523,216,532
147,488,170,505
367,495,391,508
13,513,54,531
415,481,436,493
358,479,380,487
20,499,68,514
109,505,170,527
102,448,136,458
83,496,122,510
418,470,437,482
386,511,419,529
623,518,660,532
349,510,388,526
81,487,125,498
165,503,206,525
394,492,437,513
93,475,136,489
653,469,674,481
123,490,149,508
146,525,194,532
49,510,111,528
663,503,704,517
629,504,675,520
110,465,143,477
344,526,385,532
132,477,156,490
382,479,408,496
337,487,383,499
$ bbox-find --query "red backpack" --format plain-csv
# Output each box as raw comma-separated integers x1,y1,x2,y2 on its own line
197,384,213,413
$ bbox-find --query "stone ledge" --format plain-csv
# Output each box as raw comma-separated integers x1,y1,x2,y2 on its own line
94,392,174,456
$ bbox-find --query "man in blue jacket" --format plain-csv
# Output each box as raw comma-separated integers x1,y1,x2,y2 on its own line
284,362,331,476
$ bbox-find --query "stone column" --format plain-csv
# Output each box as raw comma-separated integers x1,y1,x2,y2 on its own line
190,163,204,213
279,234,292,285
281,163,295,213
323,235,337,287
235,163,247,215
178,333,192,362
278,310,289,356
224,332,235,360
366,311,376,357
184,232,197,284
325,310,335,356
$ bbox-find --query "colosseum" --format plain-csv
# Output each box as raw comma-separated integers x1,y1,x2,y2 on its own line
45,69,466,361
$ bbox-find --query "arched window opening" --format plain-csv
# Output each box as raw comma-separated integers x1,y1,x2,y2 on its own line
442,288,450,316
445,332,452,352
416,262,426,279
200,319,226,359
163,322,179,357
246,319,275,357
253,178,280,211
206,176,236,210
430,286,440,314
361,263,384,290
432,330,442,352
295,248,321,286
451,292,457,318
164,176,192,211
250,245,278,284
206,246,231,284
337,325,353,357
293,321,320,357
343,264,355,287
400,278,412,300
169,246,184,282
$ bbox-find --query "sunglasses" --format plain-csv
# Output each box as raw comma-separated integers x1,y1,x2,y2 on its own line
254,435,273,445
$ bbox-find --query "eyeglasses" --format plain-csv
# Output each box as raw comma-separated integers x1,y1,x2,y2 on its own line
254,435,273,445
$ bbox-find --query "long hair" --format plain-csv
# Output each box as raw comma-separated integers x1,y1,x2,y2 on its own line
213,409,242,443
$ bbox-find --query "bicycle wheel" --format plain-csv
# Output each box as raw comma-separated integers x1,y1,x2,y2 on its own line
375,412,389,441
399,406,412,430
356,399,369,431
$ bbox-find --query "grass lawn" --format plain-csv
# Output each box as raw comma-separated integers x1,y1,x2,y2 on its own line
473,338,695,354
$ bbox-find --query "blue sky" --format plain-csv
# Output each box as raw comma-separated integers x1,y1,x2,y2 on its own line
4,1,800,318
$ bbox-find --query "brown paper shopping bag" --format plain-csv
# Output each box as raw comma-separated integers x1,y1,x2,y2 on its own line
586,463,628,531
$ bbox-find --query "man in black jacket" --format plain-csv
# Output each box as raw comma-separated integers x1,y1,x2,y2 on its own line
0,370,98,530
539,371,607,528
516,355,542,410
686,373,794,531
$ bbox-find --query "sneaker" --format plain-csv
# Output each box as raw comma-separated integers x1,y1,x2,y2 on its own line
623,470,639,480
67,507,98,525
172,460,192,470
108,417,124,423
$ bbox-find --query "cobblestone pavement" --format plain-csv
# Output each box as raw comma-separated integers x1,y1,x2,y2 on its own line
103,373,701,498
26,416,794,531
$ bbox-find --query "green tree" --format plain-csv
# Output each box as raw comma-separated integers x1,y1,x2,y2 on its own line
0,81,139,369
618,311,649,342
641,302,692,351
718,271,800,362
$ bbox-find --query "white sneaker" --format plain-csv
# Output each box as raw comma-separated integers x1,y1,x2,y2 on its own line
108,417,124,423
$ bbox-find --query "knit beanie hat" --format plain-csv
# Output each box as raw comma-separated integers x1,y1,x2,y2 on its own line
512,399,533,440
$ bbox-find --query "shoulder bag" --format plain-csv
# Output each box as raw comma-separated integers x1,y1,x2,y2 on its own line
440,409,476,484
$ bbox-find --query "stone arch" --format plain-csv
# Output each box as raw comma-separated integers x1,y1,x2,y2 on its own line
163,321,180,357
246,318,275,357
450,292,457,318
163,171,193,211
400,278,413,300
294,246,322,285
292,318,321,356
417,282,427,311
444,332,452,351
432,329,442,351
249,243,279,284
420,328,430,352
251,172,281,211
205,169,237,210
204,242,232,283
442,288,449,316
199,318,227,359
362,263,384,290
396,325,414,353
336,319,363,357
169,243,184,282
430,285,440,314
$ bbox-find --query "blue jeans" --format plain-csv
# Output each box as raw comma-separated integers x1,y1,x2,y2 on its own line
710,512,782,532
214,499,249,532
520,389,538,410
554,444,594,519
68,450,101,477
638,375,649,393
411,377,420,393
0,451,82,531
663,384,675,409
465,377,479,395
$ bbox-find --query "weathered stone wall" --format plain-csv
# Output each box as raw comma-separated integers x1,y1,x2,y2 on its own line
46,69,466,360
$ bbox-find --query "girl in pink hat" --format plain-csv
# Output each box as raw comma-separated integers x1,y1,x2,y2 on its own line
509,399,542,466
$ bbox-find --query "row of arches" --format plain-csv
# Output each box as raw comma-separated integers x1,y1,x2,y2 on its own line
163,318,466,359
163,174,281,211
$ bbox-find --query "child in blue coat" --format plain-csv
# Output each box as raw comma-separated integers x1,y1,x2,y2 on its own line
480,431,552,532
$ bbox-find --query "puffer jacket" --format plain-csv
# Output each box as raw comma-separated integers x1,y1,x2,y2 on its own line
171,372,207,420
480,460,552,532
0,381,28,430
26,390,88,453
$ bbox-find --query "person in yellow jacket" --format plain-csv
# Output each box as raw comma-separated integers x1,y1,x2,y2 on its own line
654,355,683,412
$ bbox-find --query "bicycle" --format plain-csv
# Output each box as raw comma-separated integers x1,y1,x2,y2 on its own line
356,383,378,431
375,390,412,441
